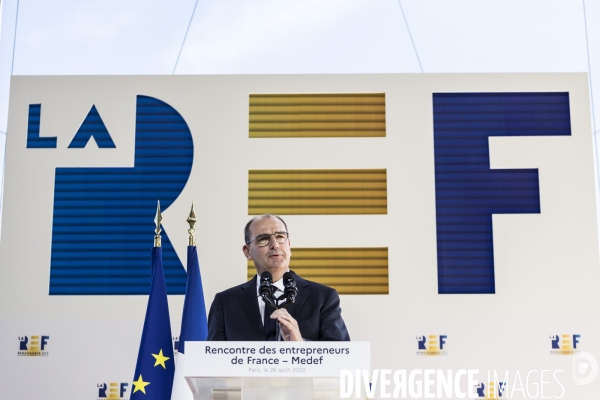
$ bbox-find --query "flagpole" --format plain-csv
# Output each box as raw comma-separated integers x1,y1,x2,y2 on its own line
187,203,196,246
154,200,162,248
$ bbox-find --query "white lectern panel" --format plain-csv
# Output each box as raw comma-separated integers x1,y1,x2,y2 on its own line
182,342,369,399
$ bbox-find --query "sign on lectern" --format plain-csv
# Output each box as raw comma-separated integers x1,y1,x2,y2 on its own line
180,341,370,400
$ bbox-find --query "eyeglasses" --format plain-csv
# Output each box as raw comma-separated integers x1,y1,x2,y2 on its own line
246,232,289,247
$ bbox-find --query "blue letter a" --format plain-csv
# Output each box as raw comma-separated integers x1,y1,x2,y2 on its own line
68,105,116,148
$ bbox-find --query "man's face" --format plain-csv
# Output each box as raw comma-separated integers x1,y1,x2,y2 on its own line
242,216,291,281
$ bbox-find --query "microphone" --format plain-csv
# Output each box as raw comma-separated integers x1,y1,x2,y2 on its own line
283,272,298,303
259,271,274,298
259,271,276,310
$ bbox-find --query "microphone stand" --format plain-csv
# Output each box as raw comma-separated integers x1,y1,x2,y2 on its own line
262,291,281,340
261,294,276,310
263,296,294,341
263,275,297,341
276,320,281,342
273,293,295,341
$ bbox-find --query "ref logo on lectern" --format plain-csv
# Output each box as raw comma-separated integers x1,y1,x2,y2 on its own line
17,335,49,356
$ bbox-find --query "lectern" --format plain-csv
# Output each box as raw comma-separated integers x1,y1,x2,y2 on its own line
179,341,370,400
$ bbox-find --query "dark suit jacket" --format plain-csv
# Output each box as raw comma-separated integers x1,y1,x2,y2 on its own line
207,272,350,341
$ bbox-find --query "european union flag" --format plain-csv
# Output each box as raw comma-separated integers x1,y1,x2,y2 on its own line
171,245,208,400
132,247,175,399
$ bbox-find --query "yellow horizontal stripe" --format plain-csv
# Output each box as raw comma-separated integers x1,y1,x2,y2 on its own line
250,113,385,123
249,207,386,215
245,248,388,258
250,121,385,131
291,257,388,262
250,131,385,138
245,279,387,295
250,105,385,114
289,262,388,270
249,93,385,138
250,170,386,180
291,259,388,265
291,250,388,260
250,168,386,174
251,168,386,174
249,192,386,199
250,130,385,138
250,94,384,105
249,198,387,207
289,254,389,259
249,169,387,215
250,181,387,190
249,99,385,106
246,269,387,282
250,92,384,98
337,287,388,294
290,276,388,285
292,247,388,255
292,271,388,278
246,247,388,295
249,190,386,199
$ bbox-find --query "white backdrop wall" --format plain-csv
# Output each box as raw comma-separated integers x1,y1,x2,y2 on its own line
0,73,598,399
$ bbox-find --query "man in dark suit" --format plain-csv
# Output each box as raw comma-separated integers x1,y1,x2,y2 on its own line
207,214,350,341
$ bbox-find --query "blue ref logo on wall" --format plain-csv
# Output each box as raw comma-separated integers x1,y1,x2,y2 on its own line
27,95,192,295
416,334,448,356
172,336,179,354
475,381,507,399
27,90,573,296
97,382,129,399
18,335,49,356
550,334,581,355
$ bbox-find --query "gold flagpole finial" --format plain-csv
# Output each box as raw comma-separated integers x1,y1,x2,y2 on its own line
154,201,162,247
187,203,197,246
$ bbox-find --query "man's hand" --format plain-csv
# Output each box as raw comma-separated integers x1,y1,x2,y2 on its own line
270,309,303,341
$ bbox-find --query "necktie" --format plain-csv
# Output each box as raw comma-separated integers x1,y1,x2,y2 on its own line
263,302,277,340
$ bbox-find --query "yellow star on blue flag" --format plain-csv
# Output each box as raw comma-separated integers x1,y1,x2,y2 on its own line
152,349,170,368
132,375,150,394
